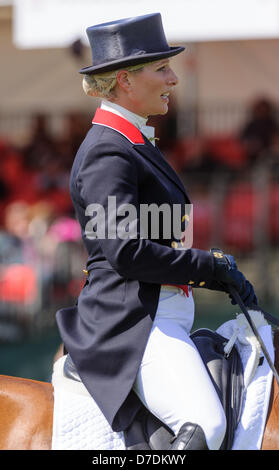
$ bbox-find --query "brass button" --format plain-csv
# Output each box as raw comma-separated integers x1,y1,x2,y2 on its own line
199,281,206,287
213,252,223,259
182,214,190,223
171,241,178,248
188,280,195,285
83,269,89,275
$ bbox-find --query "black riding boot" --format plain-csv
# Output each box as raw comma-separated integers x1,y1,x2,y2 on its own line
168,422,209,450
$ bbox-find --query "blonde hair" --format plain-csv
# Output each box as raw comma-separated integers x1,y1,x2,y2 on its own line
82,60,158,100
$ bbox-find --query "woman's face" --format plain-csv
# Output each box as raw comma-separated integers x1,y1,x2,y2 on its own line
117,59,179,118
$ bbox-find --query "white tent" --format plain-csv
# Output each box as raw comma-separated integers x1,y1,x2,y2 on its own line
1,1,279,142
13,0,279,48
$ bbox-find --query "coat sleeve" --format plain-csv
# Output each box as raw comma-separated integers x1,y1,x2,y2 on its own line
76,140,214,285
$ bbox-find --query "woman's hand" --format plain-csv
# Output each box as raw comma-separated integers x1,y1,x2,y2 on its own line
206,249,258,307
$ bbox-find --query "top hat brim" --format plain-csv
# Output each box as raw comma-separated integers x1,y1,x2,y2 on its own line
79,46,185,75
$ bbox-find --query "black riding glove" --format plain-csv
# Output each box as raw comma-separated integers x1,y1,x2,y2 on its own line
207,249,258,307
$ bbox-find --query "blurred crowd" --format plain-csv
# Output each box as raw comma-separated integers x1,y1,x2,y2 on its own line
152,96,279,252
0,97,279,336
155,96,279,176
0,112,90,335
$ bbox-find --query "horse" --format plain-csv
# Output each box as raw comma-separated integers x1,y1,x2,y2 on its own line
1,330,279,450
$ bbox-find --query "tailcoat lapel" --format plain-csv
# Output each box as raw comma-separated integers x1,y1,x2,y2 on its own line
134,136,189,201
92,107,189,201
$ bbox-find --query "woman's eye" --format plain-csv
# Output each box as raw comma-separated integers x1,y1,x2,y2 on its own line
157,66,167,71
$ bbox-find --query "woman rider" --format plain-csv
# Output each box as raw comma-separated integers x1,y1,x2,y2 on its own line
56,13,257,450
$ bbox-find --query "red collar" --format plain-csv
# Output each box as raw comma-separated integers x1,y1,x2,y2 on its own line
92,108,145,145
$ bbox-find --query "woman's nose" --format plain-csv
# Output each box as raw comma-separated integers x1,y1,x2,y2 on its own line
167,68,179,86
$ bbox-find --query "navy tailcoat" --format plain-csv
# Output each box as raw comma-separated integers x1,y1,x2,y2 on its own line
56,109,214,432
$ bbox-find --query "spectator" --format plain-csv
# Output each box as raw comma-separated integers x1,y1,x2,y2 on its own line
22,114,56,170
239,97,279,165
63,112,91,158
0,201,48,308
0,201,35,265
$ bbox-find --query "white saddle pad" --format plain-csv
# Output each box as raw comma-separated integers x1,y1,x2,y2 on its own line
51,310,274,450
217,311,274,450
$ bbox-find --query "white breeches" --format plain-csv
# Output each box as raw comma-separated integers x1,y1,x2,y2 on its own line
133,287,227,450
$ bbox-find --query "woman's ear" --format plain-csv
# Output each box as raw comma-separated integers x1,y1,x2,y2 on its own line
116,70,132,93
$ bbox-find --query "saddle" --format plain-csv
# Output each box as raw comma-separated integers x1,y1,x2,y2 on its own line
124,328,244,450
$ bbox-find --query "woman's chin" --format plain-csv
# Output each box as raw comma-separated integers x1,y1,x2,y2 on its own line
149,104,169,116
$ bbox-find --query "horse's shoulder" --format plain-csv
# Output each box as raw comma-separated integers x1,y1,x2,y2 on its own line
0,375,53,450
0,374,53,405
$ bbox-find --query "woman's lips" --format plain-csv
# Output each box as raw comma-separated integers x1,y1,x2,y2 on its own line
160,92,169,103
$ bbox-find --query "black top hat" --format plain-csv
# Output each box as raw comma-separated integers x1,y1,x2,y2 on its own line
79,13,185,75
